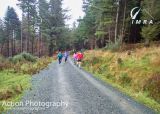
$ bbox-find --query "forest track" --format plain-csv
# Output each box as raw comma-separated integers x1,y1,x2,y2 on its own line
7,58,155,114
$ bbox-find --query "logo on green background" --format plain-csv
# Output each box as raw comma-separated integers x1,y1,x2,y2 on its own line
130,7,154,25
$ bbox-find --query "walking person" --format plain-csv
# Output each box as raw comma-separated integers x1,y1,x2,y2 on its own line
64,50,69,62
73,51,77,64
76,51,84,68
57,51,63,64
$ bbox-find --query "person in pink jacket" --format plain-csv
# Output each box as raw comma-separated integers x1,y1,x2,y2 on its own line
73,52,77,64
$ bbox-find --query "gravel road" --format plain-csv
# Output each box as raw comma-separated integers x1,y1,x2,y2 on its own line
7,58,155,114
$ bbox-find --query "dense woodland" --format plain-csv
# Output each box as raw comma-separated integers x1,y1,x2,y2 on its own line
73,0,160,49
0,0,160,57
0,0,70,57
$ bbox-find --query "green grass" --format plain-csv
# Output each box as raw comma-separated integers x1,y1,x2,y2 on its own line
83,48,160,113
0,54,52,113
0,71,31,113
84,67,160,113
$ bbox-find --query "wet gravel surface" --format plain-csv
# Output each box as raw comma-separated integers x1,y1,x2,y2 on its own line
7,58,155,114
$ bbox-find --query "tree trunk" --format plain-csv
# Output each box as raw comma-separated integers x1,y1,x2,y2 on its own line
115,0,120,43
40,37,43,56
0,43,4,55
7,34,10,57
27,3,30,53
108,27,111,44
94,38,98,49
21,13,24,53
27,15,30,53
10,31,13,57
129,0,142,43
31,38,34,54
11,30,15,56
121,0,127,43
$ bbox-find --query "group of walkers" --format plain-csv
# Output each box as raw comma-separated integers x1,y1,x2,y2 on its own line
56,50,84,68
57,51,69,64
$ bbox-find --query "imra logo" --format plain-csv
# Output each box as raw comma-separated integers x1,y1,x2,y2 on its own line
130,7,154,25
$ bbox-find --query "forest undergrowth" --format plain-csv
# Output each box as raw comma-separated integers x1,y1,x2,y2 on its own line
0,52,52,113
83,45,160,112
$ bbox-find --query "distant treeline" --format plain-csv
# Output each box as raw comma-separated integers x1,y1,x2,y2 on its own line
0,0,71,57
71,0,160,49
0,0,160,57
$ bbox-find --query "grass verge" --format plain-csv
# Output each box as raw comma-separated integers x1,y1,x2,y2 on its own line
0,71,31,113
83,46,160,113
0,55,52,113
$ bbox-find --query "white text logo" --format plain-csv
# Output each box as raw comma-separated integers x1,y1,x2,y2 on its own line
130,7,154,25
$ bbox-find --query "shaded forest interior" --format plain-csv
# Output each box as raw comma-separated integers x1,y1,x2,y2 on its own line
0,0,160,57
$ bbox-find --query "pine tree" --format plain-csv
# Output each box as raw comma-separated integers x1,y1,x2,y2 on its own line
17,0,37,52
48,0,66,55
0,19,5,53
38,0,50,56
141,0,160,43
4,6,20,57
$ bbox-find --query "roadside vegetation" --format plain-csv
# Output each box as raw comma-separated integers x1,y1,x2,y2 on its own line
0,0,159,113
0,52,52,113
83,45,160,112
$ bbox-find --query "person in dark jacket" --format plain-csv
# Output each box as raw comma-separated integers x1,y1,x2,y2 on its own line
57,51,63,64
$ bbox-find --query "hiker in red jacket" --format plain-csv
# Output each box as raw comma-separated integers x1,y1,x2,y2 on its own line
76,51,84,68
